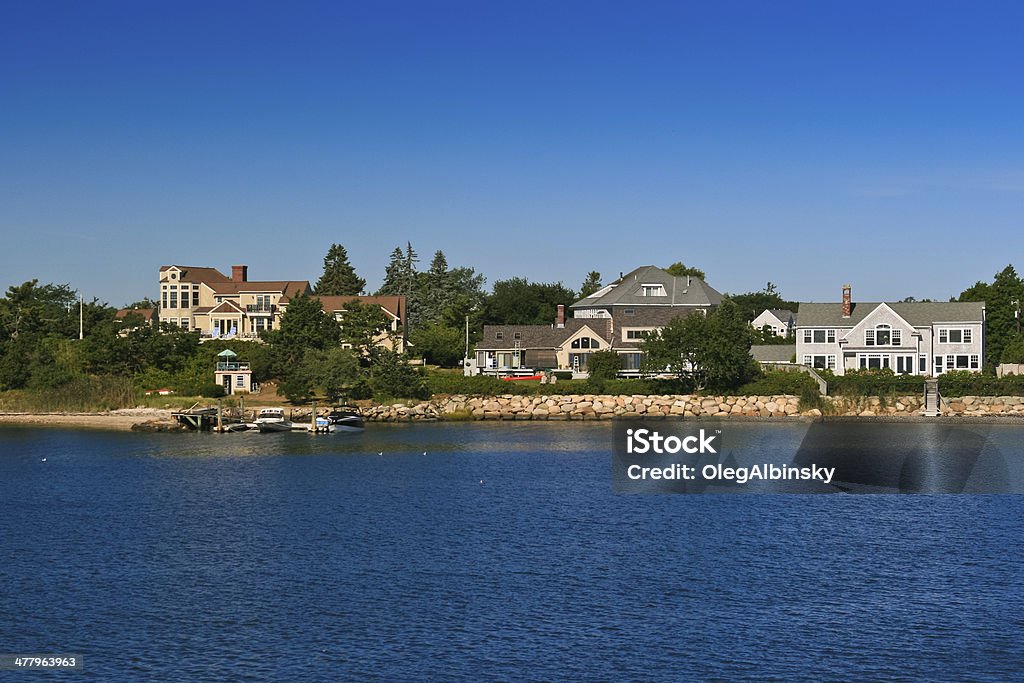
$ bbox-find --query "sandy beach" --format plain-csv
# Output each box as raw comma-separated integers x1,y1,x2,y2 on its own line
0,408,173,431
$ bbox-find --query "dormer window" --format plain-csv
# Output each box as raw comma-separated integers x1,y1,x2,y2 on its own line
495,331,503,340
639,284,666,297
513,332,521,340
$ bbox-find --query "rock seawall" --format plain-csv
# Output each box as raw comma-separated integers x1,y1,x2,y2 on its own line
362,394,1024,421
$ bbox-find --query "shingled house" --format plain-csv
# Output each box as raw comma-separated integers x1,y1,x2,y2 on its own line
794,285,985,376
473,266,723,374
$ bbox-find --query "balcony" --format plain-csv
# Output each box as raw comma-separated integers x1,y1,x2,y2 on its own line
246,304,276,314
216,361,251,371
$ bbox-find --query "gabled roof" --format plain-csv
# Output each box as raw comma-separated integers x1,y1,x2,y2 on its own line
796,301,985,327
206,281,311,298
479,319,612,350
570,265,722,309
209,300,245,314
160,265,230,282
769,309,796,320
317,295,405,321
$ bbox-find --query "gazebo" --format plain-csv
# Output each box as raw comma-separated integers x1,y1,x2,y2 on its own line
213,349,254,394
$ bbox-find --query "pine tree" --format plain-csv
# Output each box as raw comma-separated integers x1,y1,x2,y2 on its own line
579,271,602,298
314,244,365,296
377,247,407,296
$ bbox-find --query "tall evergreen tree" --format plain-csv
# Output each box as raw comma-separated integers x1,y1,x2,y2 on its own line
315,244,365,296
579,271,602,298
375,242,419,297
961,265,1024,368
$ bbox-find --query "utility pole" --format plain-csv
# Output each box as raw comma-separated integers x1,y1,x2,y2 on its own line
1013,299,1021,335
79,295,84,340
465,314,470,362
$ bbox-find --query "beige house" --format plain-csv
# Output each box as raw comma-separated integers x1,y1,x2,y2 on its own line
317,295,408,353
158,264,310,339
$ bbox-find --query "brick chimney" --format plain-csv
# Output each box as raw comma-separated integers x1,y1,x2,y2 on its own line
556,304,565,328
842,284,852,318
232,265,248,282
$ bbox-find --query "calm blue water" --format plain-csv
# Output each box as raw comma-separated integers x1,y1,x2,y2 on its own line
0,422,1022,681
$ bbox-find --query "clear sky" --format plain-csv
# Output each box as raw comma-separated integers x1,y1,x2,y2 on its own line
2,1,1022,307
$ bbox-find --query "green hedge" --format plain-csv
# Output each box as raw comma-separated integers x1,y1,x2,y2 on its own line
737,370,818,396
938,371,1024,397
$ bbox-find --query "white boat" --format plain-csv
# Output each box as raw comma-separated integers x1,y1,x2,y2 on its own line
324,407,365,433
254,408,293,433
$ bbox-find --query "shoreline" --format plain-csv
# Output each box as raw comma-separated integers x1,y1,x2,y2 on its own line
4,409,1024,433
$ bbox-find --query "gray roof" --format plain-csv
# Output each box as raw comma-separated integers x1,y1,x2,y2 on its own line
768,309,796,321
751,344,796,363
796,301,985,327
479,319,612,350
570,265,722,309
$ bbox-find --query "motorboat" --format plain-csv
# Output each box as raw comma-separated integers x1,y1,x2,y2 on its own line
254,408,293,433
321,406,365,433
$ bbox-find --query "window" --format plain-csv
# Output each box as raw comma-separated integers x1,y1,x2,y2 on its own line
956,355,969,369
170,272,177,280
624,308,635,316
571,337,599,349
803,330,812,343
935,356,942,374
827,355,836,370
920,355,927,373
622,353,643,370
254,318,266,333
865,329,874,346
639,284,666,296
236,375,245,388
192,288,199,307
859,354,890,370
805,354,835,370
948,329,962,343
946,355,955,370
939,329,948,343
162,291,168,309
875,324,891,346
812,330,826,343
513,332,521,340
169,289,177,308
964,329,973,343
625,330,650,340
896,355,915,375
892,329,901,345
180,318,189,331
970,354,979,369
495,332,503,340
827,330,836,343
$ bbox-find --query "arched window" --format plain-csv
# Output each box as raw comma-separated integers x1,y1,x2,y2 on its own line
571,337,599,349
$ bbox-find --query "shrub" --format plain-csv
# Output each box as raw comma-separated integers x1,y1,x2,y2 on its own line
738,369,818,396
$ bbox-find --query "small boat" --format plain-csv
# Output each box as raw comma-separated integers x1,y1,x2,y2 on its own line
254,408,293,433
321,406,365,433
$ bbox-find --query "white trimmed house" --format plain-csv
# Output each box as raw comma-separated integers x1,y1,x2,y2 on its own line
751,309,796,338
795,285,985,377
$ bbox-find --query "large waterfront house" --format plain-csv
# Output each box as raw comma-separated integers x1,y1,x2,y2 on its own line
159,265,310,338
751,309,797,338
158,266,407,351
473,265,723,374
794,285,985,376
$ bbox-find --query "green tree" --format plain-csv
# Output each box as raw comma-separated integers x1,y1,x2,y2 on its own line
367,349,428,400
315,243,366,296
265,294,342,379
960,265,1024,370
642,301,757,392
376,242,419,297
339,300,391,356
664,262,706,280
410,322,465,367
312,347,361,402
579,271,603,298
587,349,622,381
725,282,800,324
483,278,577,326
1001,335,1024,364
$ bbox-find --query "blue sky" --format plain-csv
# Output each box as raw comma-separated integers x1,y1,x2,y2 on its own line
2,1,1022,306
